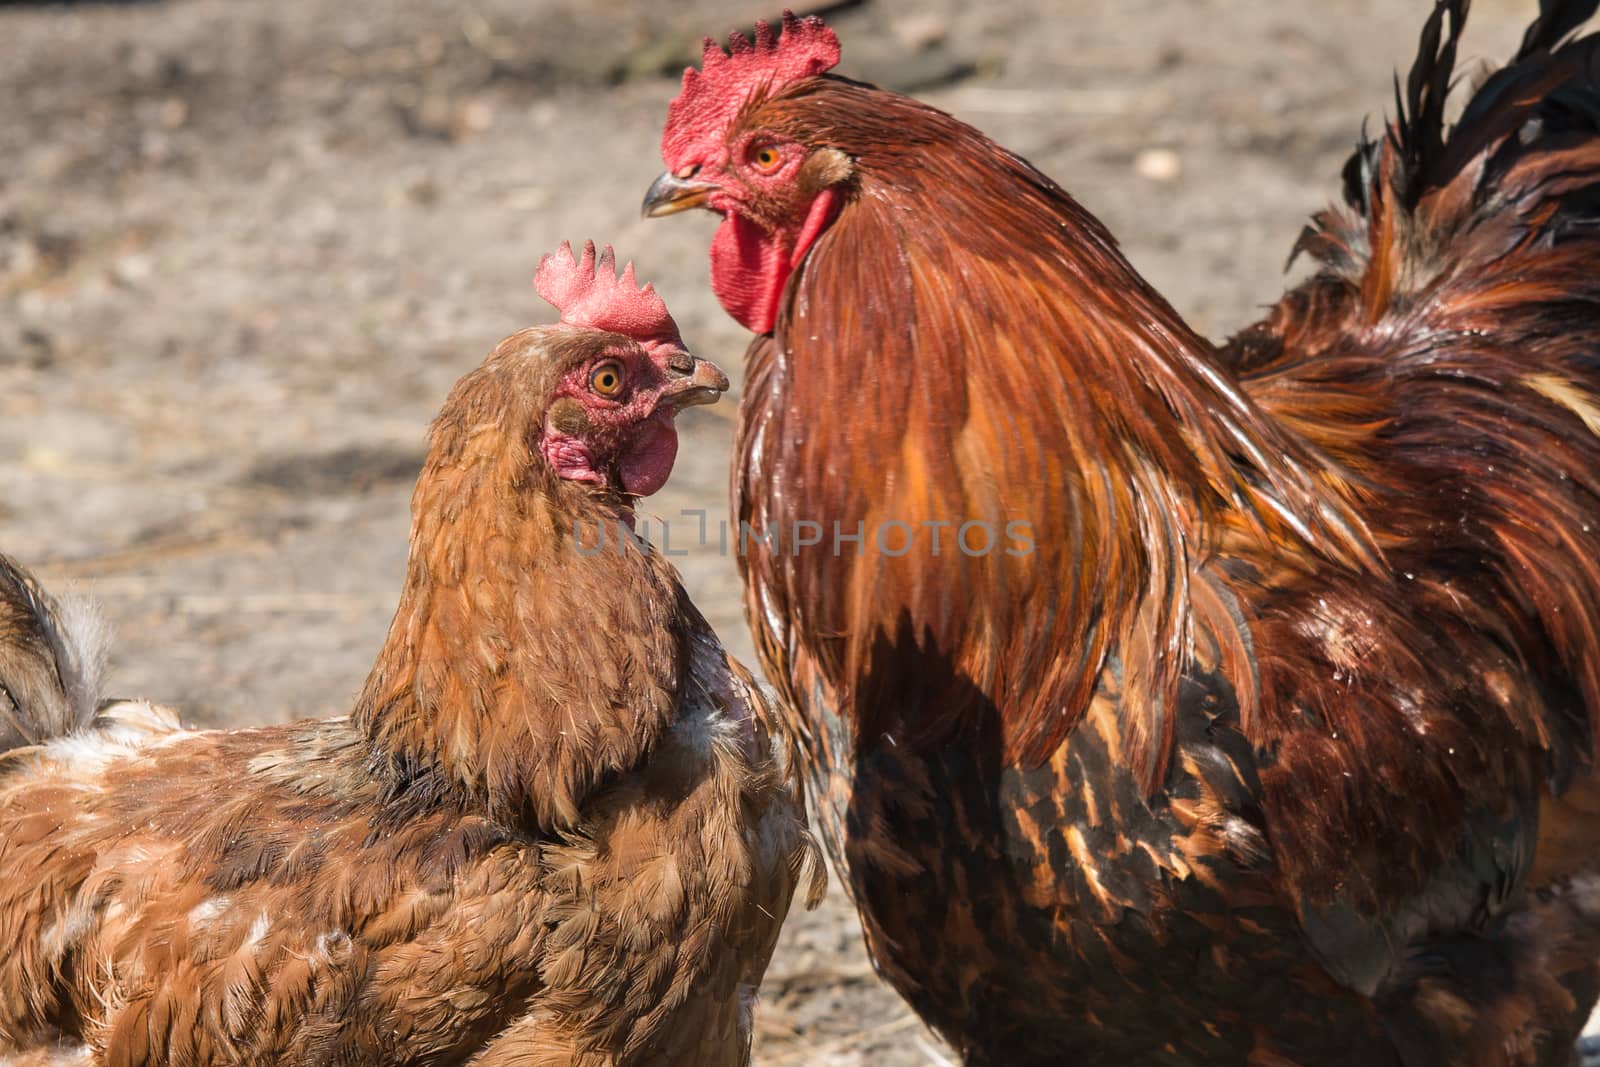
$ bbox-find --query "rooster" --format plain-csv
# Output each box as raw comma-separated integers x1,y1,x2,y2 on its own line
644,3,1600,1064
0,242,820,1067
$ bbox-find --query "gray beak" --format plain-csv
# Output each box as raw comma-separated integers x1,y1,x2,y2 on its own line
660,353,730,409
642,170,717,218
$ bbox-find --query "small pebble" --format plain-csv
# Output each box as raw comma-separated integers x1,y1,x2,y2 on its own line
113,253,154,288
1135,147,1182,182
891,14,949,52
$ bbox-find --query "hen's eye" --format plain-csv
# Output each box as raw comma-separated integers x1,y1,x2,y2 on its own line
751,144,782,173
590,362,624,397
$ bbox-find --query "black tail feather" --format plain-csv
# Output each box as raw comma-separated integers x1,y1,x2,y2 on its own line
1328,0,1600,217
1521,0,1600,58
1395,0,1466,201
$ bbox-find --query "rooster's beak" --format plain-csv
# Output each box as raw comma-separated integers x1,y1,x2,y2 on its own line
660,352,729,409
642,171,716,218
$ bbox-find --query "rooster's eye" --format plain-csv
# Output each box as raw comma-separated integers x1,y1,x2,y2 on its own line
750,143,782,173
590,362,624,397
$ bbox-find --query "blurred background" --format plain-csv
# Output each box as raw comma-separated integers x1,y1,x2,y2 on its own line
0,0,1546,1061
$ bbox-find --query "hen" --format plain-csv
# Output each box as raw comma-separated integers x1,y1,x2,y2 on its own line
0,242,819,1067
645,3,1600,1064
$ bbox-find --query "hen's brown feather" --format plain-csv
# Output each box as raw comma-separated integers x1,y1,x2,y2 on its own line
0,329,819,1066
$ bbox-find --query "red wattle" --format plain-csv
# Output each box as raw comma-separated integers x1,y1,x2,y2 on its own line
619,410,680,497
708,189,841,335
709,213,788,334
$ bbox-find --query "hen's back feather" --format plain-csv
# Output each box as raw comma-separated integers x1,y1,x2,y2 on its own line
0,555,104,754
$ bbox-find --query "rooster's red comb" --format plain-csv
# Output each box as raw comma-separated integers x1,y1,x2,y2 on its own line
661,10,840,169
534,240,682,345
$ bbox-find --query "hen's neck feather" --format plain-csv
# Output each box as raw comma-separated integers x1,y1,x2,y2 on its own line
355,403,684,831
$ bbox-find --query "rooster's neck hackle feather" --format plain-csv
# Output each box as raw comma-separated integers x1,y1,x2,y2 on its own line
745,82,1380,787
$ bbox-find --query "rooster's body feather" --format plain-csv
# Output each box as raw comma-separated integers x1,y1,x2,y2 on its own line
651,2,1600,1063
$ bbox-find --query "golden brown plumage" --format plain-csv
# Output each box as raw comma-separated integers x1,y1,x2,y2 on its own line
647,4,1600,1063
0,243,820,1066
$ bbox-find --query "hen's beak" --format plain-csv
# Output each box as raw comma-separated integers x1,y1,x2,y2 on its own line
660,352,729,409
642,171,716,218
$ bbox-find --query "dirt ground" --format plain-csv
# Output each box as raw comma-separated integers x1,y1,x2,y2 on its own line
0,0,1565,1062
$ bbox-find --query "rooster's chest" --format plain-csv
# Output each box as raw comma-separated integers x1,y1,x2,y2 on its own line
809,693,1395,1065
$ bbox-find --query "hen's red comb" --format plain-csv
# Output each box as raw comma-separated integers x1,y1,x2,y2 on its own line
661,10,840,169
535,240,682,344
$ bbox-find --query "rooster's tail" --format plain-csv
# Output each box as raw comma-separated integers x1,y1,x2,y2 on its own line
1263,0,1600,764
0,554,105,754
1294,0,1600,287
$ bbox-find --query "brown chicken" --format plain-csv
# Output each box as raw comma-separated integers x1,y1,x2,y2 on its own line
644,4,1600,1064
0,241,819,1066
